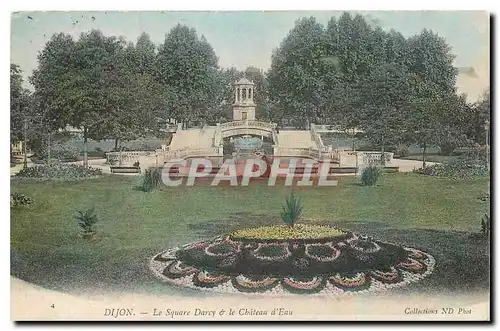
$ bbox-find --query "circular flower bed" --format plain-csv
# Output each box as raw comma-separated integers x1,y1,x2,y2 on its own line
150,225,435,296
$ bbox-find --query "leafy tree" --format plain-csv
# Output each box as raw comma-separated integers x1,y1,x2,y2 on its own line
407,29,458,96
336,13,378,83
102,32,163,150
133,32,156,76
384,29,410,66
70,30,132,164
28,33,80,161
29,33,75,142
10,64,31,144
155,24,219,128
31,30,131,165
359,62,418,164
212,67,243,122
268,17,328,128
244,66,270,120
402,81,449,167
473,88,491,146
405,29,461,157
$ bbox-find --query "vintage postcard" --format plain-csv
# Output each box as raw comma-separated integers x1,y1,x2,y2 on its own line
10,10,491,321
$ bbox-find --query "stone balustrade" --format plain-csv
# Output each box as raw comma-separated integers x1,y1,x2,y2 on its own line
309,123,327,151
359,151,394,165
273,147,324,159
157,146,223,162
271,128,279,146
313,125,364,134
218,120,277,141
220,120,276,130
336,150,394,167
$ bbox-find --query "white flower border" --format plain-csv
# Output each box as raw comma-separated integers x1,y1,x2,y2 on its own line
204,241,242,257
251,242,292,261
350,240,382,253
304,242,341,262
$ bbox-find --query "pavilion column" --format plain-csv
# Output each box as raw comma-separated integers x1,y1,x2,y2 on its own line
235,88,238,103
239,88,242,102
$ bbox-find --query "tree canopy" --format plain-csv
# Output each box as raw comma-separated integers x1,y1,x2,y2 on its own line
14,12,485,164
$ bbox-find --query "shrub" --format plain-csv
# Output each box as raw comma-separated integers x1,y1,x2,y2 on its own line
413,156,489,180
396,147,410,158
360,165,382,186
38,143,80,162
75,207,98,235
280,192,303,228
413,164,440,176
81,151,106,159
478,192,490,202
10,193,34,207
442,157,487,179
439,142,456,156
15,162,102,180
139,167,163,192
480,214,490,237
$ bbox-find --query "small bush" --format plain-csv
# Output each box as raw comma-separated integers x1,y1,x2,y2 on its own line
38,143,80,162
75,207,98,235
480,214,490,237
139,167,163,192
360,165,382,186
439,142,456,156
280,192,303,228
15,162,102,180
413,164,440,176
396,147,410,158
10,193,34,207
80,151,106,159
414,156,488,180
478,192,490,202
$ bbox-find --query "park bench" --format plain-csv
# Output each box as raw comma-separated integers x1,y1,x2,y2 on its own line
383,166,400,173
329,167,358,174
293,167,320,174
110,166,141,174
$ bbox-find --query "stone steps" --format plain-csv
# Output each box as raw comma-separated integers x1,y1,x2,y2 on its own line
169,127,216,150
276,130,317,149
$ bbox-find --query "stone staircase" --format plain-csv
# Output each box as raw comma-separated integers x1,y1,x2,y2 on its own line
169,127,217,151
165,122,335,162
276,131,318,149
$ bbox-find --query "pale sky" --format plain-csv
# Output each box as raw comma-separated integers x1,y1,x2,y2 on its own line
10,11,490,100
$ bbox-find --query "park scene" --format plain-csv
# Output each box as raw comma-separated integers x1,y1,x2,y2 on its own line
10,11,490,307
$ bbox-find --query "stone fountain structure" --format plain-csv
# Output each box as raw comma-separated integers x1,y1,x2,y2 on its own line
106,78,394,173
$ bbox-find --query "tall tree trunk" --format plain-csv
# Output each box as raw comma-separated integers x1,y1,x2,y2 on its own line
23,118,28,169
114,138,119,151
381,137,386,167
422,142,427,169
352,129,355,151
83,126,88,167
352,127,357,152
47,131,51,164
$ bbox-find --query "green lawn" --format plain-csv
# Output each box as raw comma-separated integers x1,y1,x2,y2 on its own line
10,173,490,296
